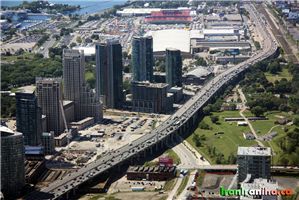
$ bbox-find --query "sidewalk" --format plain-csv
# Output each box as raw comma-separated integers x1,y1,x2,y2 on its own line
167,175,183,200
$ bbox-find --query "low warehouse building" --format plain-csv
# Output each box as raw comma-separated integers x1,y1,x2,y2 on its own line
127,165,176,181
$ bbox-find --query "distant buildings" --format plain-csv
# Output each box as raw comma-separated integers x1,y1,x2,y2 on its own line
165,48,182,89
95,40,123,108
131,81,173,113
237,147,271,186
1,126,25,199
63,49,103,121
132,36,154,82
15,89,42,146
0,19,10,30
36,77,64,136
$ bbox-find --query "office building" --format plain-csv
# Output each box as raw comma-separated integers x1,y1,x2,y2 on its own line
36,77,64,136
63,49,103,121
166,48,182,89
132,36,153,82
131,81,173,113
15,89,42,146
42,131,55,155
237,147,271,186
1,126,25,199
95,40,123,108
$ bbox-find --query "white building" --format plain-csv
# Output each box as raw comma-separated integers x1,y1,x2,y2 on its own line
0,20,10,30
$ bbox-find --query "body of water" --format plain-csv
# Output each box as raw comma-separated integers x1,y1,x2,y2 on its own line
1,1,125,15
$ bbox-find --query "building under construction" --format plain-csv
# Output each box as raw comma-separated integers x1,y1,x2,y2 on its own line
130,81,173,113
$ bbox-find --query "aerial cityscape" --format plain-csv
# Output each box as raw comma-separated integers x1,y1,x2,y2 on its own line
2,0,299,200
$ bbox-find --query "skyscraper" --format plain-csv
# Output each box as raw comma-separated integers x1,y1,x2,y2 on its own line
63,49,103,121
132,36,153,82
15,89,42,146
36,77,64,136
1,126,25,199
166,48,182,89
63,49,85,118
95,40,123,108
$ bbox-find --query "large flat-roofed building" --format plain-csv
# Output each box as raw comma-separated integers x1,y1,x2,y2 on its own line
166,48,182,89
116,8,162,16
182,67,212,85
0,19,10,30
237,147,271,186
1,126,25,199
131,81,173,113
67,117,94,130
168,87,183,103
63,49,103,121
95,40,123,108
127,165,176,181
36,77,64,136
132,36,154,82
15,89,42,146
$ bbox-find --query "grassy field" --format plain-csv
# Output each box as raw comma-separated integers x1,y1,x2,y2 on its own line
211,110,243,118
86,71,94,80
264,68,292,82
165,148,181,165
1,53,35,62
185,113,258,164
163,174,177,191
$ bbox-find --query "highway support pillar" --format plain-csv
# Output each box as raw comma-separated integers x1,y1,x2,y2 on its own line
166,136,168,145
137,154,140,161
179,126,182,135
193,115,196,125
66,191,69,199
118,164,121,172
150,146,153,154
156,142,158,151
73,188,76,195
144,150,146,158
161,139,163,148
131,157,133,165
171,132,174,142
183,124,186,132
187,120,189,128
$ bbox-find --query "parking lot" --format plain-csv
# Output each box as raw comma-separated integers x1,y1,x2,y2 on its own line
57,34,75,48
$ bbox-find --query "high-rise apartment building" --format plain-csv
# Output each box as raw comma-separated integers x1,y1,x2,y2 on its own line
63,49,103,121
166,48,182,89
36,77,64,136
237,147,271,185
15,89,42,146
132,36,153,82
1,126,25,199
95,40,123,108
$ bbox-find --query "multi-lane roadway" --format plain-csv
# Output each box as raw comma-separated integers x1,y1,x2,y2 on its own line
24,4,278,200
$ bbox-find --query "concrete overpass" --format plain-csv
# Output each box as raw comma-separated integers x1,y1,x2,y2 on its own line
23,4,279,200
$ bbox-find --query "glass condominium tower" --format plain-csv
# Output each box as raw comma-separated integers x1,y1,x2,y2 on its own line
132,36,153,82
166,47,182,90
95,40,123,108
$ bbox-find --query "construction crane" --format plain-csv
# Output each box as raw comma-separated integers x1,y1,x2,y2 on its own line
59,100,71,160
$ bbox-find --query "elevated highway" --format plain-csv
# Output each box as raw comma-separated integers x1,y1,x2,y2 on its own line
23,4,278,200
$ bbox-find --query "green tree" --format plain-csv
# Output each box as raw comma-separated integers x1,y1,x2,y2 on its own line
70,42,77,48
123,80,130,94
203,106,211,115
279,104,287,112
250,106,265,117
34,53,44,59
293,116,299,126
211,116,219,123
76,36,82,43
86,77,96,88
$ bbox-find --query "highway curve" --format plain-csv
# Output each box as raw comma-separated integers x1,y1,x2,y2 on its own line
259,4,298,63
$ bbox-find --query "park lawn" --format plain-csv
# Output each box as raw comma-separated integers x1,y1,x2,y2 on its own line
1,53,35,62
211,110,242,118
250,121,277,137
185,115,257,164
86,72,94,80
242,111,255,117
264,68,292,83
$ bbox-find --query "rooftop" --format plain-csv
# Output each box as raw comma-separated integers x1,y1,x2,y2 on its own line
186,67,209,78
145,29,190,53
72,46,95,56
237,147,271,156
15,89,35,95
